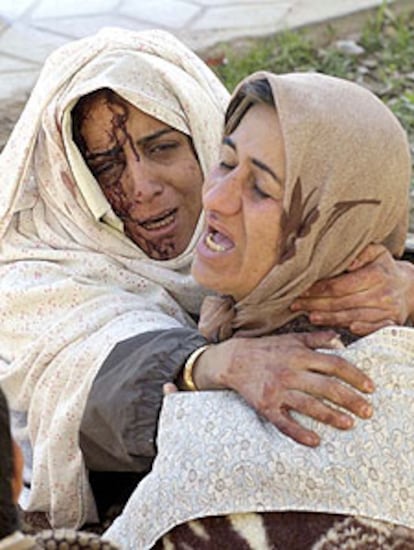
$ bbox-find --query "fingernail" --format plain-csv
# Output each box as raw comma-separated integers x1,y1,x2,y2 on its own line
305,434,319,446
311,314,322,323
328,336,345,349
340,415,353,428
363,380,375,393
360,404,373,418
348,259,360,270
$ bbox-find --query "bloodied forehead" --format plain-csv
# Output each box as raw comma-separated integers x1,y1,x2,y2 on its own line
72,89,130,154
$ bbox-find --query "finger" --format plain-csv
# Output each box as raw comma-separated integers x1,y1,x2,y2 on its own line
300,351,374,394
308,306,397,327
293,371,373,418
163,382,178,395
296,330,344,350
293,288,379,313
296,268,381,303
287,390,354,430
347,243,386,271
270,410,321,447
349,319,396,336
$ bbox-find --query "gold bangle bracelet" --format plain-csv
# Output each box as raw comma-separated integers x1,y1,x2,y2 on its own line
182,344,210,391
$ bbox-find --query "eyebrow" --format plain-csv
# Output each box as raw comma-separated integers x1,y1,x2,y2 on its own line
136,128,176,147
85,144,122,162
85,128,177,161
223,136,282,184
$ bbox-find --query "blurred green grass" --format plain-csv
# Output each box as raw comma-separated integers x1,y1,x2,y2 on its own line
208,4,414,186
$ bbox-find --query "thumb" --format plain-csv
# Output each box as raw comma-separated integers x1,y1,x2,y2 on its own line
347,243,385,272
301,330,345,350
163,382,178,396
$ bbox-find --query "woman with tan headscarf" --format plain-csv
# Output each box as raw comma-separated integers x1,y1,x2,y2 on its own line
105,72,414,549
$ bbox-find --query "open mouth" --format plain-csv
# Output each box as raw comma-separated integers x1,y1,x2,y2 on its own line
139,209,177,231
204,229,234,252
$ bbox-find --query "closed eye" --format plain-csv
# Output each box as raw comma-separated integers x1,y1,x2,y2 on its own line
252,182,272,199
86,145,125,174
92,160,123,176
219,161,236,171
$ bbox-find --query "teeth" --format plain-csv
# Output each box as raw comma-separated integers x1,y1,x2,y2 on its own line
205,232,227,252
143,212,175,230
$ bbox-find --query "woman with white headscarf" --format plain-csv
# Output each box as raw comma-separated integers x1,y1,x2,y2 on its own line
0,27,229,528
105,72,414,549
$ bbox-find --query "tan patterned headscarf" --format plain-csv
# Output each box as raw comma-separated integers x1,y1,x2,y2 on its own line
200,71,411,341
0,28,228,527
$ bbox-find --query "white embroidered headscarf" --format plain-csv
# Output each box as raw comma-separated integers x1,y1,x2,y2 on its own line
0,27,228,528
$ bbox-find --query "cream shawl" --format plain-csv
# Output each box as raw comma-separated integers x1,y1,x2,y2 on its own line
200,71,411,341
0,28,228,528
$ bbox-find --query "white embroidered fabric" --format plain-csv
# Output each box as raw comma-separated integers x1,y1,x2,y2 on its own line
106,327,414,549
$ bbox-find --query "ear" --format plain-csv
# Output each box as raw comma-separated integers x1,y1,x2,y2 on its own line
11,440,24,504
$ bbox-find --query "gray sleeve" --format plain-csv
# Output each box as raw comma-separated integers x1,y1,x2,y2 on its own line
79,328,207,472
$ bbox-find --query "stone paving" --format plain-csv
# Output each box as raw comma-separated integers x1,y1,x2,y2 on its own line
0,0,402,101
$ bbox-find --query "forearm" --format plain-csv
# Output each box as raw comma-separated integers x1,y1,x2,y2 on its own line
80,328,207,472
400,259,414,323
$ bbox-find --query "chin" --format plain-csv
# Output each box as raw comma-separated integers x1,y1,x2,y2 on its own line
192,272,233,297
191,260,219,292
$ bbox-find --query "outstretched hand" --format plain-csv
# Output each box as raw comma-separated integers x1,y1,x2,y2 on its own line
194,331,374,447
291,244,414,335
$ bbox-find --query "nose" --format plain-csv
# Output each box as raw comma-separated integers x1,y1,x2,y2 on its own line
125,155,164,203
202,167,242,216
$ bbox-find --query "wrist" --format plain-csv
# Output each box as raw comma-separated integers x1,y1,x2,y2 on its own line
181,344,211,391
199,339,240,390
193,342,231,390
179,339,240,391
